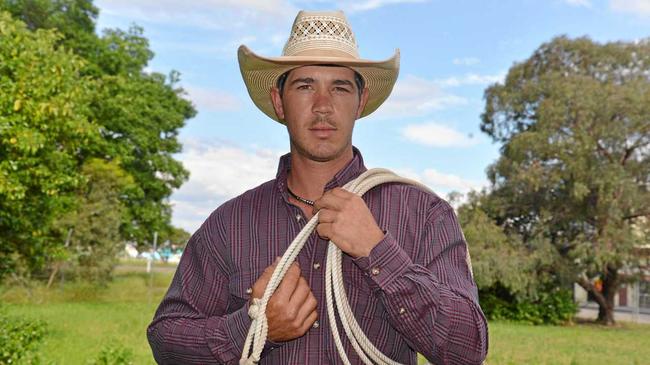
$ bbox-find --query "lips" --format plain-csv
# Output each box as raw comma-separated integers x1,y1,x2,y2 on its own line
309,124,337,138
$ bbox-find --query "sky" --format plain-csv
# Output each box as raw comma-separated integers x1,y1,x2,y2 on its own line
93,0,650,234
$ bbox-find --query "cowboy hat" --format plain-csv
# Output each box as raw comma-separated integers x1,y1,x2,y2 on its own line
238,10,400,123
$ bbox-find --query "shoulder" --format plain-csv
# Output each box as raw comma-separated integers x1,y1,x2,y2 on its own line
369,180,452,219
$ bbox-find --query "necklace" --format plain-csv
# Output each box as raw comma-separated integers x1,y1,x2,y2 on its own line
287,186,315,206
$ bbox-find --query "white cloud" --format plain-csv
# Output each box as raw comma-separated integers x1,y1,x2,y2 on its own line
183,85,241,112
564,0,592,7
339,0,428,12
453,57,480,66
372,72,504,118
374,75,468,118
402,122,477,147
436,72,505,87
96,0,296,30
610,0,650,16
170,140,283,232
394,167,485,196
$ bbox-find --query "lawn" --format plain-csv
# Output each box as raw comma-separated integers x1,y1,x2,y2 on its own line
2,263,649,365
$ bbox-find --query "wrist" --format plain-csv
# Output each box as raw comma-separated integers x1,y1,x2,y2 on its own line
357,228,385,258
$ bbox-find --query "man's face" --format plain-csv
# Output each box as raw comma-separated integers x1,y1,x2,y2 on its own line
270,65,368,162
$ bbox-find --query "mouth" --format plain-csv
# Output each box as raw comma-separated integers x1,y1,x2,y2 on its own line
309,125,337,138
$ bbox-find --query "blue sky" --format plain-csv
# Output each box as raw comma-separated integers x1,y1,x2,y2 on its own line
94,0,650,233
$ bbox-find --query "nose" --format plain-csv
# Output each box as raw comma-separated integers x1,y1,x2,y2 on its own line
312,89,333,115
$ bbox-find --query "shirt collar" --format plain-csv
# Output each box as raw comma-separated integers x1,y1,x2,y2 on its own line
275,146,367,198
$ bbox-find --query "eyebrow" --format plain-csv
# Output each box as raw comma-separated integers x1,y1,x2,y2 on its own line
288,77,355,88
289,77,314,86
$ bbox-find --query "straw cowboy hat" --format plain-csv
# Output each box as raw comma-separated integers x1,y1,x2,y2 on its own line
238,10,400,123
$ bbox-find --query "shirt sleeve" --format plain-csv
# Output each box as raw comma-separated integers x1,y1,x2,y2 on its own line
146,217,272,364
353,202,489,365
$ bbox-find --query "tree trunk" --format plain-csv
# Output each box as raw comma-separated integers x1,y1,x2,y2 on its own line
577,265,620,326
596,265,619,325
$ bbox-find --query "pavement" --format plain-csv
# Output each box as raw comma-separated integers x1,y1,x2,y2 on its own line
576,303,650,324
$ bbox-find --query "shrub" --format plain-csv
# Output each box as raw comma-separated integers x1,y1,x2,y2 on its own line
87,342,134,365
480,284,577,325
0,308,47,364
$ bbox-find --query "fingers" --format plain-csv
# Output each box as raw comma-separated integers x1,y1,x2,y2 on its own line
299,309,319,334
294,285,317,321
317,209,336,223
316,222,333,240
273,262,301,301
266,272,319,342
312,188,348,214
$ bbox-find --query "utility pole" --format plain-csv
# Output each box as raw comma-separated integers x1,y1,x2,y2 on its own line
146,231,158,274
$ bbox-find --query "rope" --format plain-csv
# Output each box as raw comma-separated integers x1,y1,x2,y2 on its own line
240,168,439,365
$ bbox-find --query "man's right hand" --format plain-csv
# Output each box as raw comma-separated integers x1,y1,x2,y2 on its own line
250,259,318,342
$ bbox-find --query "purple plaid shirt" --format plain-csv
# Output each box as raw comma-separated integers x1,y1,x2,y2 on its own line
147,147,488,364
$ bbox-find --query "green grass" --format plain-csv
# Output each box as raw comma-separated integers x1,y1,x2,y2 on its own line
2,264,650,365
486,320,650,365
1,269,172,365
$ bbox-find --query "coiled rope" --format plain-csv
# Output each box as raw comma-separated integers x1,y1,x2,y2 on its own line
240,168,462,365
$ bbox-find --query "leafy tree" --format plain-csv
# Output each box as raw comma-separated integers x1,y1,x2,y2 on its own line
481,36,650,324
1,0,196,252
57,159,135,284
0,11,98,277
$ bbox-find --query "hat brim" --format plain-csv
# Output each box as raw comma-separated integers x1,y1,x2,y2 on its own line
237,45,400,123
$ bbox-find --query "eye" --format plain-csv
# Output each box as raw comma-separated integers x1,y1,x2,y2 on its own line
297,84,312,90
334,87,351,93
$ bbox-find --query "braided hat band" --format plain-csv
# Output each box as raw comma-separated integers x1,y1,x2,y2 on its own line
238,10,400,124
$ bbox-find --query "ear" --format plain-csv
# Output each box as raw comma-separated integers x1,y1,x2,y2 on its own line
355,87,369,119
270,87,285,121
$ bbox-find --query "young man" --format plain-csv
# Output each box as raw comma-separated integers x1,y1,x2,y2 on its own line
148,10,488,365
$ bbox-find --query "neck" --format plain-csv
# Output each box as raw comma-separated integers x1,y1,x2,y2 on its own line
287,147,354,201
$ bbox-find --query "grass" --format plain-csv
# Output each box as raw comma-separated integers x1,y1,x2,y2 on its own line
1,267,172,365
486,321,650,365
2,262,650,365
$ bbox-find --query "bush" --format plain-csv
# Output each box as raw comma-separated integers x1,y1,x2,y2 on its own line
0,308,47,364
480,284,577,325
87,342,134,365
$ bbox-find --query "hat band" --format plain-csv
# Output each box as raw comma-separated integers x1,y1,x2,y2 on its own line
288,48,359,59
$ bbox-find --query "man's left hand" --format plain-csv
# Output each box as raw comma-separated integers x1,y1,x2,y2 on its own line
312,187,384,258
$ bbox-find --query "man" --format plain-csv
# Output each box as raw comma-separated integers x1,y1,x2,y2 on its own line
148,10,488,365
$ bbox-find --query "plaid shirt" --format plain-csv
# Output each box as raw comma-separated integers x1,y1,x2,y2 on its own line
147,147,488,364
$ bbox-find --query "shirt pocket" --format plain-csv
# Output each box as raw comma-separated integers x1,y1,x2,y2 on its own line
227,272,255,313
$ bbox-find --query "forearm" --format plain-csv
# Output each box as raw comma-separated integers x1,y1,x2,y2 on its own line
380,267,488,364
354,233,488,365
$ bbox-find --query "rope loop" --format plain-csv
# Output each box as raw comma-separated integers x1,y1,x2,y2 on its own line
240,168,448,365
248,298,262,320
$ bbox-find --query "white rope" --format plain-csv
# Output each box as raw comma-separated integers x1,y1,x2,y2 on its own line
240,168,436,365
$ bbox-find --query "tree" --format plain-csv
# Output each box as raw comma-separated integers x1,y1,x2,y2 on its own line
481,36,650,324
56,159,135,284
1,0,196,249
0,11,98,277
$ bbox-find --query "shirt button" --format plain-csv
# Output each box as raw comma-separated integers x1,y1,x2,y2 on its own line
313,262,321,270
312,320,320,329
296,214,302,222
246,288,252,294
371,267,381,276
399,307,406,315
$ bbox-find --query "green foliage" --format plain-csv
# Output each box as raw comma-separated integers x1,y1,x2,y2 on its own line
57,159,135,284
480,285,577,325
0,1,196,282
0,307,47,364
87,342,134,365
0,10,98,278
480,35,650,323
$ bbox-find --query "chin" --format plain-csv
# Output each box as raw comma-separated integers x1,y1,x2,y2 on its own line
306,144,348,162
